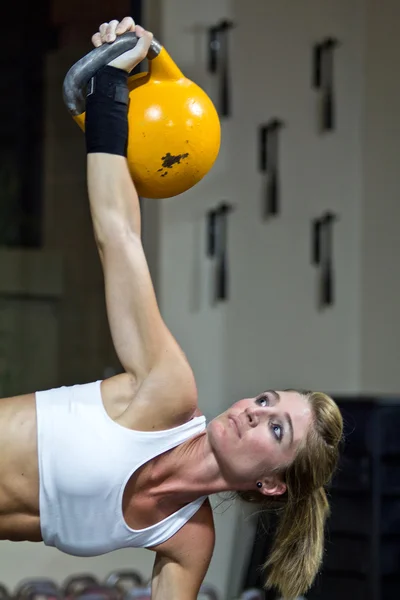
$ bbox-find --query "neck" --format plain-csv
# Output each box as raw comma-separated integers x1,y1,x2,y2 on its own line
150,432,234,502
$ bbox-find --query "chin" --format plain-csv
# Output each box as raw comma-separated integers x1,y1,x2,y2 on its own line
206,415,229,451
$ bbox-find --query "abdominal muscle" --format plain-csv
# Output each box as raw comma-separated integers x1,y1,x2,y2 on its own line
0,392,42,541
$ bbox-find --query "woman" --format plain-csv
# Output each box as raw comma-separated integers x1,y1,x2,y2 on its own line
0,17,343,600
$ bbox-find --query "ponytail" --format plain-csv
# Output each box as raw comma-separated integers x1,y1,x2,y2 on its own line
264,487,329,600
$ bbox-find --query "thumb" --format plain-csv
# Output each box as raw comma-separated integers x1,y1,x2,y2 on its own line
132,28,153,61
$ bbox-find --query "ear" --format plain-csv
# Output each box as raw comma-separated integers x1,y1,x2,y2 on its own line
261,476,287,497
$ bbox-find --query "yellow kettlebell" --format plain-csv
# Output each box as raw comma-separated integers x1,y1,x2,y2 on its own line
63,33,221,199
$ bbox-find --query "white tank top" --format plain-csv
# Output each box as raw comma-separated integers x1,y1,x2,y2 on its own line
35,380,207,557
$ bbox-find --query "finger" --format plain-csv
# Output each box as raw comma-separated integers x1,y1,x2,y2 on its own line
116,16,136,34
135,25,145,37
106,20,119,43
134,30,154,60
99,22,109,44
91,32,103,47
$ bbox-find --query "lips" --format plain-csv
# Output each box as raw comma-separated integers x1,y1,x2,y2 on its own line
229,415,241,438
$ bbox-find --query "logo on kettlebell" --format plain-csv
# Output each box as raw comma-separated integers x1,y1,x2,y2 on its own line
158,152,190,177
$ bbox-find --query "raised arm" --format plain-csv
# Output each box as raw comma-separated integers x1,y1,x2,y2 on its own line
85,19,197,411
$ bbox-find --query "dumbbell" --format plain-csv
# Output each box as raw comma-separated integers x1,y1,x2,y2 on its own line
198,583,219,600
68,586,122,600
14,579,60,600
123,589,150,600
104,571,143,593
70,583,124,600
63,575,99,596
239,590,264,600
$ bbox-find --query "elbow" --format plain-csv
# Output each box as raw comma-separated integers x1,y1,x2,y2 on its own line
94,214,141,249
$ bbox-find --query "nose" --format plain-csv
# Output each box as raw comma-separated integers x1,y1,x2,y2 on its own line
245,408,261,427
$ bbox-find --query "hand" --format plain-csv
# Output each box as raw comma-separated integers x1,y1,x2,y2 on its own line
91,17,153,72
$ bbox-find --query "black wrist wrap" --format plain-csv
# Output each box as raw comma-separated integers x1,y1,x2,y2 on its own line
85,66,130,156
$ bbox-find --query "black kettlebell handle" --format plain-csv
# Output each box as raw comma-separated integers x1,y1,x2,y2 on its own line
62,32,162,117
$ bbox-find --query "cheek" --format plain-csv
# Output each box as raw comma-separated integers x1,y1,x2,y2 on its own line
247,431,287,471
247,430,272,455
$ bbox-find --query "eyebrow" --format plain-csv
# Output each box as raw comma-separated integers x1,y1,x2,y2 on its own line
284,412,294,446
264,389,280,401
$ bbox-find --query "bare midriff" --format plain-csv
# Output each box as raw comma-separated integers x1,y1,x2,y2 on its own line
0,393,42,541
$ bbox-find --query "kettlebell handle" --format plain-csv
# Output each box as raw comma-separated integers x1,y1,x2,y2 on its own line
62,32,162,117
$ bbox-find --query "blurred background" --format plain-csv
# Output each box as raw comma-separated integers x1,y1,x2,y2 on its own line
0,0,399,598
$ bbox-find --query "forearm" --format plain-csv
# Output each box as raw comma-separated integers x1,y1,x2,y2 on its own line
152,577,198,600
151,553,206,600
87,153,141,243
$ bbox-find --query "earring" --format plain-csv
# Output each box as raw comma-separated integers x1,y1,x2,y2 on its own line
257,481,262,489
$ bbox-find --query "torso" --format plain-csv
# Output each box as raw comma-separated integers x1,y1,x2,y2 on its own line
0,373,212,557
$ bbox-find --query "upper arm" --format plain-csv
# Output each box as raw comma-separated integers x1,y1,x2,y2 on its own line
151,501,215,600
99,231,169,377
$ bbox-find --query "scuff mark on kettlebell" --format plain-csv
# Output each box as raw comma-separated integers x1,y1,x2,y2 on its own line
161,152,189,170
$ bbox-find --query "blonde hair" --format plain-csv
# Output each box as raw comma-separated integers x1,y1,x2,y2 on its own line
238,391,343,600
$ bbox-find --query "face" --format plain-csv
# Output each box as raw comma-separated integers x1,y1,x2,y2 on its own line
207,390,312,496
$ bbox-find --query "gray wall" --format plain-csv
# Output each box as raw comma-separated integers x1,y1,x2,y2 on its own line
360,0,400,392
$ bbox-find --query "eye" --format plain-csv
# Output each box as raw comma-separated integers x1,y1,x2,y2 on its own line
271,422,283,441
256,394,269,407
